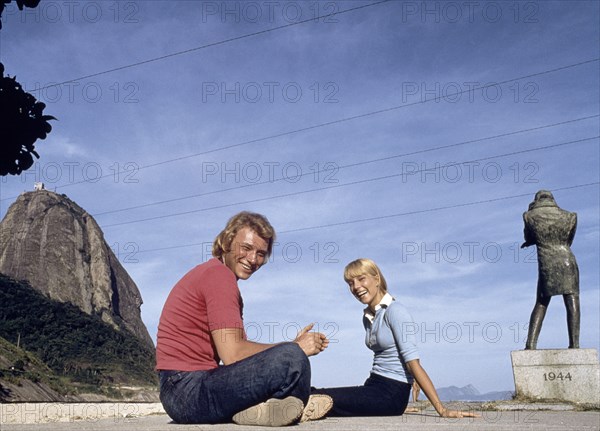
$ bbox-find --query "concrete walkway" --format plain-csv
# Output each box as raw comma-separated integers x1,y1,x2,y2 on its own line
1,402,599,430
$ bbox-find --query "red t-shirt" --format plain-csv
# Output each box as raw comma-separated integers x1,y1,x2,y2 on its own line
156,258,244,371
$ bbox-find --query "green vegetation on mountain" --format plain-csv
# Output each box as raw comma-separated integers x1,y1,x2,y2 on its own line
0,334,75,400
0,273,157,394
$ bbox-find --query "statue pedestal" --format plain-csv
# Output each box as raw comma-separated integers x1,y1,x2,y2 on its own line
511,349,600,404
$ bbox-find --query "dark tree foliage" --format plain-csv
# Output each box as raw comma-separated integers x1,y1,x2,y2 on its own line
0,0,41,29
0,63,56,176
1,1,56,176
0,274,157,386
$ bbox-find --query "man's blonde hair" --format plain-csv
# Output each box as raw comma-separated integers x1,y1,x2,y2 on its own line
212,211,276,260
343,258,388,293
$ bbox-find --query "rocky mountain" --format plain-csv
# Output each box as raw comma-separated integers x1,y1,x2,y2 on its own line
0,189,153,349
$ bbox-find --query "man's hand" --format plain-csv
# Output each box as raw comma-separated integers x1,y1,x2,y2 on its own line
294,323,329,356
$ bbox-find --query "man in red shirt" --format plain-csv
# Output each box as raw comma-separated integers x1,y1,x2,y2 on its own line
156,211,331,426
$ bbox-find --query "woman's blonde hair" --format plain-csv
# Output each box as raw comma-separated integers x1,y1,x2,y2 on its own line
212,211,276,260
343,258,388,293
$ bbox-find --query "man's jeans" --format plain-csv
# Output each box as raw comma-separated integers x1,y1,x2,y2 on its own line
159,343,310,424
312,373,411,416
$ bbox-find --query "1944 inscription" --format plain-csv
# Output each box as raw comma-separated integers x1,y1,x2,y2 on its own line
543,372,572,382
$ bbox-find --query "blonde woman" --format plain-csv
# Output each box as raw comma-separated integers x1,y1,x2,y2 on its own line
312,258,478,419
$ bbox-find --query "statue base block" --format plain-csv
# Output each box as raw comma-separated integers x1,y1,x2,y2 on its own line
511,349,600,404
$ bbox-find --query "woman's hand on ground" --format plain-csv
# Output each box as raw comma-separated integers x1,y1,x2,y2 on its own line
440,408,481,418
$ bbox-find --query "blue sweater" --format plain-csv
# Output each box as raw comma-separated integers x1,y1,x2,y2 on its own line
363,299,420,384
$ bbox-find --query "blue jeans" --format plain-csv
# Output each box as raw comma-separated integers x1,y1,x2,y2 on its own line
159,343,310,424
312,373,411,416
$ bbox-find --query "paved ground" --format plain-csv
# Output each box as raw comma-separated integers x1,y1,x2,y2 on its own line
1,402,599,430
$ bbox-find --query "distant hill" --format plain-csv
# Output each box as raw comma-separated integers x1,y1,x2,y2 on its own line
434,384,513,402
0,274,157,401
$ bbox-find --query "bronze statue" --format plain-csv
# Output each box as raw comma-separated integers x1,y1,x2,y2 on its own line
521,190,580,349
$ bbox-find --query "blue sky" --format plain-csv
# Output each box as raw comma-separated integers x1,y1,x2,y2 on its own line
1,1,598,393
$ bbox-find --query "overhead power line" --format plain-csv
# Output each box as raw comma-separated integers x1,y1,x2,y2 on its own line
74,58,600,180
279,182,600,234
101,135,598,228
91,114,599,217
5,58,597,202
133,182,600,254
31,0,392,92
